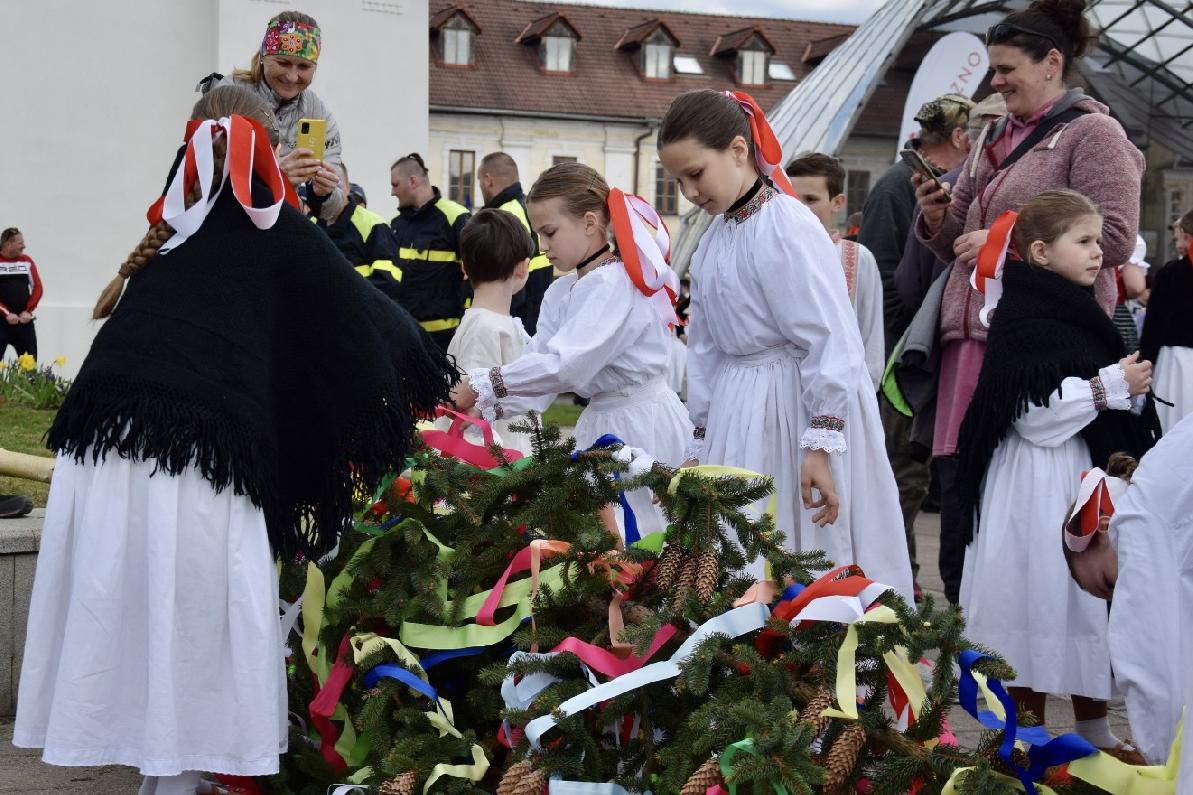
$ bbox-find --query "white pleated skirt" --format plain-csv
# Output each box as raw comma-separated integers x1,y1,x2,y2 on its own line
1154,346,1193,433
13,453,287,776
574,378,693,537
702,345,914,602
960,434,1112,699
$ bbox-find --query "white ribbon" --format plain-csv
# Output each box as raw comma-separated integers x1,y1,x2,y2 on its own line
524,602,770,748
620,192,681,327
969,229,1011,328
158,116,285,253
1065,468,1129,552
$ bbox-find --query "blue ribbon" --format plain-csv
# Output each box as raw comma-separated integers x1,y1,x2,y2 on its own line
363,663,439,702
571,434,640,544
957,650,1096,794
778,583,805,603
420,642,516,671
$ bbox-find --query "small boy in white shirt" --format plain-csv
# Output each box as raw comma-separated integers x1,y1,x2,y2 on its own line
449,209,536,454
786,153,885,391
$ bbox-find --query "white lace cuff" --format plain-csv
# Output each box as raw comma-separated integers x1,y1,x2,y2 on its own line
1093,365,1131,411
467,366,499,411
799,427,847,454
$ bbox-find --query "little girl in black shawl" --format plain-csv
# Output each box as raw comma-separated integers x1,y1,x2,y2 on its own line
13,86,455,793
955,189,1159,758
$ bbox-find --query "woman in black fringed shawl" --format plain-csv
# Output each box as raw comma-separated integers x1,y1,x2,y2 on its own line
12,86,456,792
954,189,1160,757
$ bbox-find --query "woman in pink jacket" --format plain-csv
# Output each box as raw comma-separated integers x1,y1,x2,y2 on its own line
913,0,1143,607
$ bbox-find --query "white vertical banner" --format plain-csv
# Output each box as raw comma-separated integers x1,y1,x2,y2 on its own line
896,31,988,158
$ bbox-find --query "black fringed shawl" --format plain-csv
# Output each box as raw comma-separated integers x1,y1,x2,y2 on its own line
955,263,1161,541
48,185,457,560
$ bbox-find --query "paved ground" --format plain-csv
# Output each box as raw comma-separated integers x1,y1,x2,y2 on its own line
0,512,1128,792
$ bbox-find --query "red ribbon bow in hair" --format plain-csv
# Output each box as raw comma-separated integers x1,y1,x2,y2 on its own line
147,115,299,252
607,187,681,327
1065,468,1127,552
724,90,797,198
970,209,1018,327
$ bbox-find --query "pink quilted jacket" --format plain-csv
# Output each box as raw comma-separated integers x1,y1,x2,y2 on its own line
917,94,1143,345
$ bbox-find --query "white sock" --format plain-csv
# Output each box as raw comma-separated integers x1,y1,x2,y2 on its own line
139,772,203,795
1075,716,1122,748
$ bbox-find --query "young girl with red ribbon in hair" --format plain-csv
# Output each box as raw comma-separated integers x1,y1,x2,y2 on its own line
13,86,454,794
656,89,914,602
450,162,692,538
956,188,1159,758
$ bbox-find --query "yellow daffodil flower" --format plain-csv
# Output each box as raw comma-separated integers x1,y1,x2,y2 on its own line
17,353,36,372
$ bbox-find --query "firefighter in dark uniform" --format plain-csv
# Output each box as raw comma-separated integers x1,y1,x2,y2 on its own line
389,153,471,351
309,167,401,287
477,152,553,335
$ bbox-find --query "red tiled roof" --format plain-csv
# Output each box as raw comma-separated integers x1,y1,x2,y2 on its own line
515,11,582,43
615,18,679,50
429,0,855,122
430,5,481,32
710,27,775,57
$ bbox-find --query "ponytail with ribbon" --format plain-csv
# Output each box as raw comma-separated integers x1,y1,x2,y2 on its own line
970,209,1019,327
723,90,797,199
607,187,682,327
1065,468,1128,552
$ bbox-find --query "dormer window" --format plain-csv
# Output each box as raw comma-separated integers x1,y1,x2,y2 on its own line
430,7,481,68
617,19,680,80
517,13,581,74
542,26,574,72
710,28,775,87
443,15,475,65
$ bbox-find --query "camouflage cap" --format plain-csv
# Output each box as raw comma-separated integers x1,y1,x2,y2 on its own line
915,93,976,133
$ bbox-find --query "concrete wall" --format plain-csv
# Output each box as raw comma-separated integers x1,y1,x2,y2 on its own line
0,0,427,377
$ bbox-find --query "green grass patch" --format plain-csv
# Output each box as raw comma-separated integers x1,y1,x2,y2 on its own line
542,400,582,429
0,404,55,507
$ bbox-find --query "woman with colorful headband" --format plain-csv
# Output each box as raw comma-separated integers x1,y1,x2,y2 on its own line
205,11,346,223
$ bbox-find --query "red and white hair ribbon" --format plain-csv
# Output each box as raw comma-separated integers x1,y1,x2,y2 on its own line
1065,468,1129,552
147,115,296,253
969,209,1018,327
607,187,681,327
724,90,797,199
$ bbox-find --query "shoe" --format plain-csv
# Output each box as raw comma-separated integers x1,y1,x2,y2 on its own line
0,495,33,519
1098,739,1147,765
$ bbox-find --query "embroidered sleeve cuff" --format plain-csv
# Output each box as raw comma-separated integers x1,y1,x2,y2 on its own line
800,427,847,454
1094,365,1132,411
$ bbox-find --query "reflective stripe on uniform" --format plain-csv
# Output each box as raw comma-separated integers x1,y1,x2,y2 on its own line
372,260,403,281
420,317,461,333
528,254,552,271
350,205,389,241
399,247,458,263
435,197,470,226
497,197,551,272
355,264,373,277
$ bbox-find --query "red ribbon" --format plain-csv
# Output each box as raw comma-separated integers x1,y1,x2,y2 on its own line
1077,470,1116,537
974,210,1018,295
725,90,797,198
757,566,872,657
607,187,678,308
147,115,299,227
308,634,354,773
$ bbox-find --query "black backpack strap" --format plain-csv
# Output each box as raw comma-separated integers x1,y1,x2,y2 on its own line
997,107,1085,172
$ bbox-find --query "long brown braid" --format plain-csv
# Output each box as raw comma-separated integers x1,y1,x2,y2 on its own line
93,86,280,320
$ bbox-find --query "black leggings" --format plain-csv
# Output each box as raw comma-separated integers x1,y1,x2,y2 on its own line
0,321,36,360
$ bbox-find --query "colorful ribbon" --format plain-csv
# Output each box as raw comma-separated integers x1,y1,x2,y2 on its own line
573,435,640,544
970,209,1018,327
1066,468,1127,552
607,187,681,327
719,738,790,795
524,602,770,748
723,91,797,198
148,115,292,254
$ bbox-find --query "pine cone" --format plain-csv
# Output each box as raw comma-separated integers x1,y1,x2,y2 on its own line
672,556,696,612
798,689,834,737
655,544,683,590
694,550,719,603
821,724,867,791
497,760,547,795
379,771,419,795
680,756,723,795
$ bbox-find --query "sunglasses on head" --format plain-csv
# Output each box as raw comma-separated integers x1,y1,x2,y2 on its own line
986,21,1061,52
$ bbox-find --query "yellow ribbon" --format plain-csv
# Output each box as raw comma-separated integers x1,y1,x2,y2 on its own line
301,561,330,682
1068,720,1181,794
820,605,900,721
422,743,490,794
667,465,778,520
941,767,1058,794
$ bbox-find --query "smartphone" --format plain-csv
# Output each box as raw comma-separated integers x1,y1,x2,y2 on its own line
296,118,326,162
899,149,948,197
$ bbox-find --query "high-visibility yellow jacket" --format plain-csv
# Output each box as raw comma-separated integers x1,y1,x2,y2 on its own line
315,198,401,290
389,188,471,335
485,182,553,335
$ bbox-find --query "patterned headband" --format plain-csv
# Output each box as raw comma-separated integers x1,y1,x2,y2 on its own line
261,18,321,63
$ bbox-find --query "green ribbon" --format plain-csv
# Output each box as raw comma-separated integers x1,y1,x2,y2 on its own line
720,738,790,795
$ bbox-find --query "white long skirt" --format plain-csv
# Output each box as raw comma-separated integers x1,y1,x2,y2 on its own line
1154,345,1193,433
13,453,287,776
960,434,1112,699
702,345,914,602
574,378,692,538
